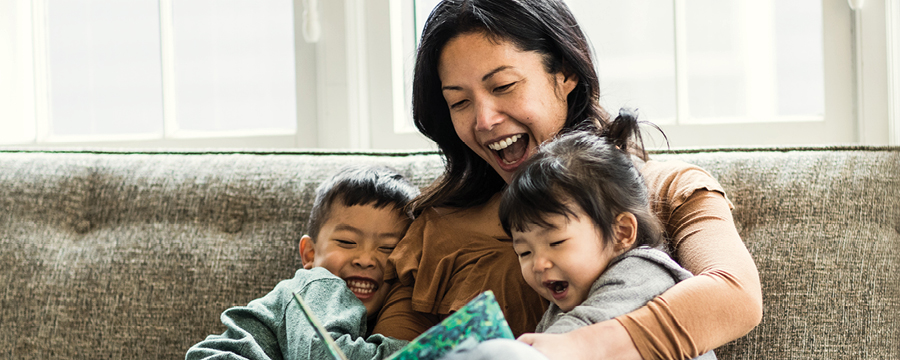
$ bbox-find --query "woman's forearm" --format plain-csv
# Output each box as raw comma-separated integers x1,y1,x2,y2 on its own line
619,190,763,359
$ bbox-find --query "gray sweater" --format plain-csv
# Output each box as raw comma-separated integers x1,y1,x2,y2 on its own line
535,246,716,360
186,267,407,360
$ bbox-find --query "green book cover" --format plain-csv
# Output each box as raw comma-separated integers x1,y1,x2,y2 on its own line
386,290,514,360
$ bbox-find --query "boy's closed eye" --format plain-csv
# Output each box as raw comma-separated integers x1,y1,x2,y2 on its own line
333,239,357,248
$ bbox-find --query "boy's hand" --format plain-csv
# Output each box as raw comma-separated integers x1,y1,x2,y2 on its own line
517,319,641,360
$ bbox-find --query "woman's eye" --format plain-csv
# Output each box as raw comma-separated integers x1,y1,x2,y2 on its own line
449,99,468,109
517,251,531,258
494,82,515,93
550,240,565,247
380,246,396,253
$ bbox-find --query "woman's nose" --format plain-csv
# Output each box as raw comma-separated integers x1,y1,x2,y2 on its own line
474,99,503,131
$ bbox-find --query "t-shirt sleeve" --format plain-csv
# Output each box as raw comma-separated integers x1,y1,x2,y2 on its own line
617,161,763,360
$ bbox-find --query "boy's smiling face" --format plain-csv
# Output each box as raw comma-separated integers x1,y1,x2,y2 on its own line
512,206,631,312
300,203,410,318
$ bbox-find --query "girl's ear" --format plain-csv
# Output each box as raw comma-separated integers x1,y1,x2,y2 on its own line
612,212,638,252
299,235,316,270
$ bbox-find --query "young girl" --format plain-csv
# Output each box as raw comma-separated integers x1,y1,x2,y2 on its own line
499,111,716,359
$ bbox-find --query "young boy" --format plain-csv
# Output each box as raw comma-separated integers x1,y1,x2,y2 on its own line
499,126,717,360
186,165,418,360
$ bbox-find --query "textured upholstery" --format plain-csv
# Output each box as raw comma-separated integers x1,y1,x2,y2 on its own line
0,147,897,359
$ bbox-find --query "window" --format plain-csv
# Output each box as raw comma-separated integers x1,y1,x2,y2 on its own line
0,0,297,146
407,0,894,148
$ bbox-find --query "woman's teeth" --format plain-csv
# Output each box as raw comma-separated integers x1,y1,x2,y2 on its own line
488,134,523,151
346,279,377,294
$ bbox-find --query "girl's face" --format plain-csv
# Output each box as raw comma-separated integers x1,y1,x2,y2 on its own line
438,32,578,183
511,208,622,312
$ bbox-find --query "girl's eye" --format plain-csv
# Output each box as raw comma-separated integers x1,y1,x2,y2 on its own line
380,245,396,253
550,240,565,247
517,251,531,258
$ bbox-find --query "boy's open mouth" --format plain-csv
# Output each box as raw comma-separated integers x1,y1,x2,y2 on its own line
346,278,379,299
488,134,529,165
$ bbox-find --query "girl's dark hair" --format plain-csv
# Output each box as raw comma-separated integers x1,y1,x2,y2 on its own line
307,166,420,242
408,0,608,214
499,109,663,250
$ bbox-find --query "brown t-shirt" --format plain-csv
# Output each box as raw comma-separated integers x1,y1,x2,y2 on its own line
373,160,762,359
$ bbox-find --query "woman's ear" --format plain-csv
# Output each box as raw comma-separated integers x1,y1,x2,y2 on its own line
299,235,316,269
555,68,579,98
612,212,638,252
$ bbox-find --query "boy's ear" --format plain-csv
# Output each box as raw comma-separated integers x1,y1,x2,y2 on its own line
299,235,316,270
612,212,638,251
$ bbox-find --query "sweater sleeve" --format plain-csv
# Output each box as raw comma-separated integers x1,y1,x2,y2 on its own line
186,268,408,360
616,190,763,359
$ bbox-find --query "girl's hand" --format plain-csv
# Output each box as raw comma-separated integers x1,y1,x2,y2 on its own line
517,319,642,360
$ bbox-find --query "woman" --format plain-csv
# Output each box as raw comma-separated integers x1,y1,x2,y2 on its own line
372,1,762,359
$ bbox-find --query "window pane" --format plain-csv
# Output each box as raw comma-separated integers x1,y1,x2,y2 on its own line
173,0,297,133
685,0,824,122
47,0,164,136
0,0,36,144
775,0,824,117
567,0,678,124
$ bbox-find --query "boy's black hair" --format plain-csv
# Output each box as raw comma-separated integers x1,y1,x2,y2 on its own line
306,165,420,242
499,109,663,249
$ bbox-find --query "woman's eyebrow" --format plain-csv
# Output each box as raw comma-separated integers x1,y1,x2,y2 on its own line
441,65,515,92
482,65,512,81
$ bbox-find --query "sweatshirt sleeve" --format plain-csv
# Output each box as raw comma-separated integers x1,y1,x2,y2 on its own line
186,269,408,360
617,162,763,360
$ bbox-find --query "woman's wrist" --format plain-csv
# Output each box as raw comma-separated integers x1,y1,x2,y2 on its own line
571,319,642,360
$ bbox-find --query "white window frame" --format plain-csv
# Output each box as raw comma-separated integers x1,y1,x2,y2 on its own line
3,0,896,149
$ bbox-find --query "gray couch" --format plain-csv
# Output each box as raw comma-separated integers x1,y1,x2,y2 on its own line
1,147,897,359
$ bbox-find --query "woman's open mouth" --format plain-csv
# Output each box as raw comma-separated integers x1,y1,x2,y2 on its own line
487,134,529,169
345,278,379,300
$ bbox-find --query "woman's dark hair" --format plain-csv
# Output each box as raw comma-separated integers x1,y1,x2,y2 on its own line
408,0,607,214
499,110,663,250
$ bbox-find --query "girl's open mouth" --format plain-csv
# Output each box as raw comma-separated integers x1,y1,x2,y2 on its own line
543,280,569,300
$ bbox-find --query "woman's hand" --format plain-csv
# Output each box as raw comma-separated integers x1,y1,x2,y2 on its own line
517,319,642,360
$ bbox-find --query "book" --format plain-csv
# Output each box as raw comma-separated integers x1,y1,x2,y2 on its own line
386,290,514,360
293,289,514,360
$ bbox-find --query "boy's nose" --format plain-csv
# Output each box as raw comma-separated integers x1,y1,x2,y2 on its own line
352,252,377,269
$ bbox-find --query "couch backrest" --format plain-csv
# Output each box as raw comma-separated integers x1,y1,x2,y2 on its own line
654,147,899,360
1,147,897,359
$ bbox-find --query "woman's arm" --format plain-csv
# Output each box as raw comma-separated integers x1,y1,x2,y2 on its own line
619,190,762,359
522,190,762,360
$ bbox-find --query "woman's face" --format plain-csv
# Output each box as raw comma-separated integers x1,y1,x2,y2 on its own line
438,32,578,183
